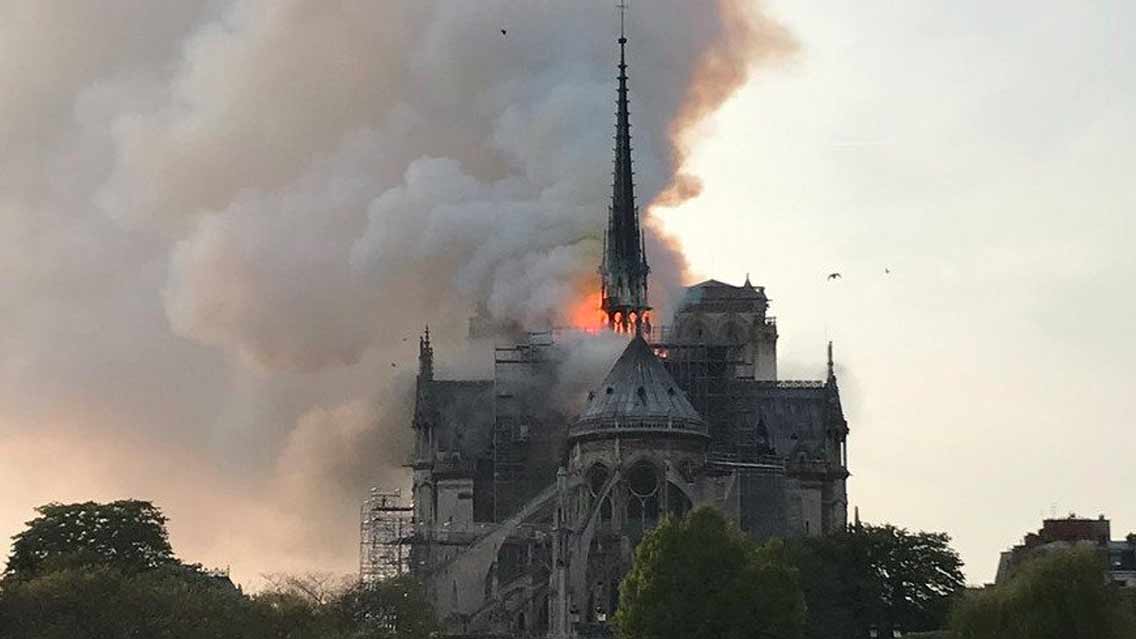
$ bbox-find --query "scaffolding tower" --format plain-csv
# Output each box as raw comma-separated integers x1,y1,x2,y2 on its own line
359,488,413,583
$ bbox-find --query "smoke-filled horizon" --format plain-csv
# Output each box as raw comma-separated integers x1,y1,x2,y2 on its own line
0,1,792,585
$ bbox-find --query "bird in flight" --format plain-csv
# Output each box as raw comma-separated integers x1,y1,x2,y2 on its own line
500,29,507,36
884,268,891,274
827,272,842,280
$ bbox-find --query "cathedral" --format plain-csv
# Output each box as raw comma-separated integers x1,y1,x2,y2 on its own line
402,27,849,639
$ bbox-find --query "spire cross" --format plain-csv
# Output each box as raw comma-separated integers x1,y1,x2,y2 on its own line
600,0,649,335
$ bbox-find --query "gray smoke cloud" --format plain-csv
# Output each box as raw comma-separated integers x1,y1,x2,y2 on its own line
0,0,793,585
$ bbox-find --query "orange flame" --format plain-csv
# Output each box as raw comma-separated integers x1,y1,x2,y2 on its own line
567,291,605,329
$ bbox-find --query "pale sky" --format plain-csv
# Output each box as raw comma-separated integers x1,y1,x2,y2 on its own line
661,0,1136,583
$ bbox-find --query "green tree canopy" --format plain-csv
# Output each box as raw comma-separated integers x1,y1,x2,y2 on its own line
615,507,806,639
330,575,439,639
950,546,1136,639
0,499,439,638
0,563,257,639
4,500,175,580
0,565,439,639
789,523,966,638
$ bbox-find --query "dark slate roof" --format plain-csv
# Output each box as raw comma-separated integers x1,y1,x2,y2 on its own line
715,380,842,462
575,335,704,432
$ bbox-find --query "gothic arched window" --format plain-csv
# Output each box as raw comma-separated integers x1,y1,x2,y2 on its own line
625,461,660,532
588,463,610,497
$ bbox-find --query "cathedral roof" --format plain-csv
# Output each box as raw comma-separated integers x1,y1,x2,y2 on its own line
676,278,769,316
685,278,767,300
572,335,706,438
691,279,734,288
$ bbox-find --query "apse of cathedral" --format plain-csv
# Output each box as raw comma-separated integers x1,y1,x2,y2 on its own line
403,26,849,639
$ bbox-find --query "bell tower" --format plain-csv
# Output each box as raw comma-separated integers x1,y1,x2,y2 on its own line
600,3,651,334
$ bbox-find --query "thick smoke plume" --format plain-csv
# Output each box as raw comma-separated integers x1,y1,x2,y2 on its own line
0,0,792,584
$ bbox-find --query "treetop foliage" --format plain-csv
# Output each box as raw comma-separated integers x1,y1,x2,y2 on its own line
789,522,966,639
950,546,1136,639
4,499,175,581
0,562,438,639
615,507,806,639
0,499,439,639
334,575,439,639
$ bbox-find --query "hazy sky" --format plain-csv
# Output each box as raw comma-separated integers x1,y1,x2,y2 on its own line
662,0,1135,582
1,0,1131,588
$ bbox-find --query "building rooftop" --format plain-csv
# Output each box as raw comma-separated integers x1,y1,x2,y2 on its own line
675,278,769,315
573,335,705,437
684,278,766,299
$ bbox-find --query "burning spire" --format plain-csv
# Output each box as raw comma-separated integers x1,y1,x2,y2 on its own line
600,2,651,335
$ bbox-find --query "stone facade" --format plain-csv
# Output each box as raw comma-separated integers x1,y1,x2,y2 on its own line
404,283,850,637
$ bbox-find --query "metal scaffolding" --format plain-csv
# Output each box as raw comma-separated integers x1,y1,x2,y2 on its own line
359,488,413,583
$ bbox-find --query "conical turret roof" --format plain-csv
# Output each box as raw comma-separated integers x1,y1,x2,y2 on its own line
571,335,706,439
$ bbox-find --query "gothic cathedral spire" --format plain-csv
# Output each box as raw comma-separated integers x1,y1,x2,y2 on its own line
601,6,651,335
